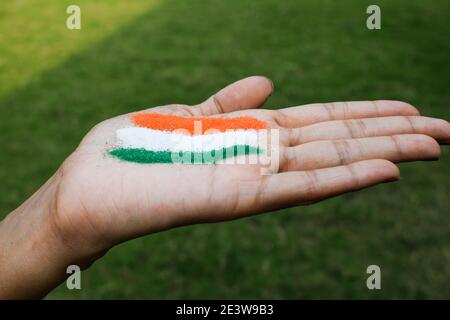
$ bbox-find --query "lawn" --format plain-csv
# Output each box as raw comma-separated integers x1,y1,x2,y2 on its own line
0,0,449,299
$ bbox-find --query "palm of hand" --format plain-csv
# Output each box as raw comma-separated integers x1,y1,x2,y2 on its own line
52,77,450,253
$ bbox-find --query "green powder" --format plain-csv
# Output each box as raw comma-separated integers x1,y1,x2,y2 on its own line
108,146,263,164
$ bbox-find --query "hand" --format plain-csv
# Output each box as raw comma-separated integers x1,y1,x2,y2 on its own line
1,76,449,298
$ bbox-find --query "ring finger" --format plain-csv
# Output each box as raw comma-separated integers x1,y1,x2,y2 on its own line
281,134,440,171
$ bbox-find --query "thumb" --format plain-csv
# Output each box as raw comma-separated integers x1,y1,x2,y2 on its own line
196,76,274,116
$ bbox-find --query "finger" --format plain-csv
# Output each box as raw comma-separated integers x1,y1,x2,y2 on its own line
195,76,274,116
275,100,420,128
282,134,440,171
254,159,399,210
287,116,450,146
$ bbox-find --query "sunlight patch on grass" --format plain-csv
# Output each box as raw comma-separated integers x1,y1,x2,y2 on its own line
0,0,160,97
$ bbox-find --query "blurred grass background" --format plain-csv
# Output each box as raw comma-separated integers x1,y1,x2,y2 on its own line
0,0,449,299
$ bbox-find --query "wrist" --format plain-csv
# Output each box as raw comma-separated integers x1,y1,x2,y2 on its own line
0,171,106,299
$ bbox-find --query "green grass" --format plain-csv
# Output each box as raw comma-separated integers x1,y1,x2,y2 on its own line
0,0,449,299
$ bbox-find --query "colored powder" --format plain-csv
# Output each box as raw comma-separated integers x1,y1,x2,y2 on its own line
108,145,262,164
132,113,267,135
115,127,260,152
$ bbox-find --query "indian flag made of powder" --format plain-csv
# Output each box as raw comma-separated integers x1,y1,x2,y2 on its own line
108,113,268,164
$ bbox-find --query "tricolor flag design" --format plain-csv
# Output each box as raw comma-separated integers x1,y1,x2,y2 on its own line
108,113,268,164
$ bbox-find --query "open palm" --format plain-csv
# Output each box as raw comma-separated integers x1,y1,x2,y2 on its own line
53,76,450,255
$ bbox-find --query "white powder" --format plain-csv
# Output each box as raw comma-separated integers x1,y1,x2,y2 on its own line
115,127,260,152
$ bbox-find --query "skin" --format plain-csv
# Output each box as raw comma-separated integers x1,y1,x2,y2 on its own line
0,76,449,299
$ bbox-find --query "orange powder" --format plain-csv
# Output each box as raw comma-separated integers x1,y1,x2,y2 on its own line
132,113,267,135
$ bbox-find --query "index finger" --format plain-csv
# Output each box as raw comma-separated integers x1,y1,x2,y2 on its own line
274,100,420,128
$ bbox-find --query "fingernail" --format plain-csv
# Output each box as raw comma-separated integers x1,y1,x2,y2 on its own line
385,175,401,183
266,77,274,94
